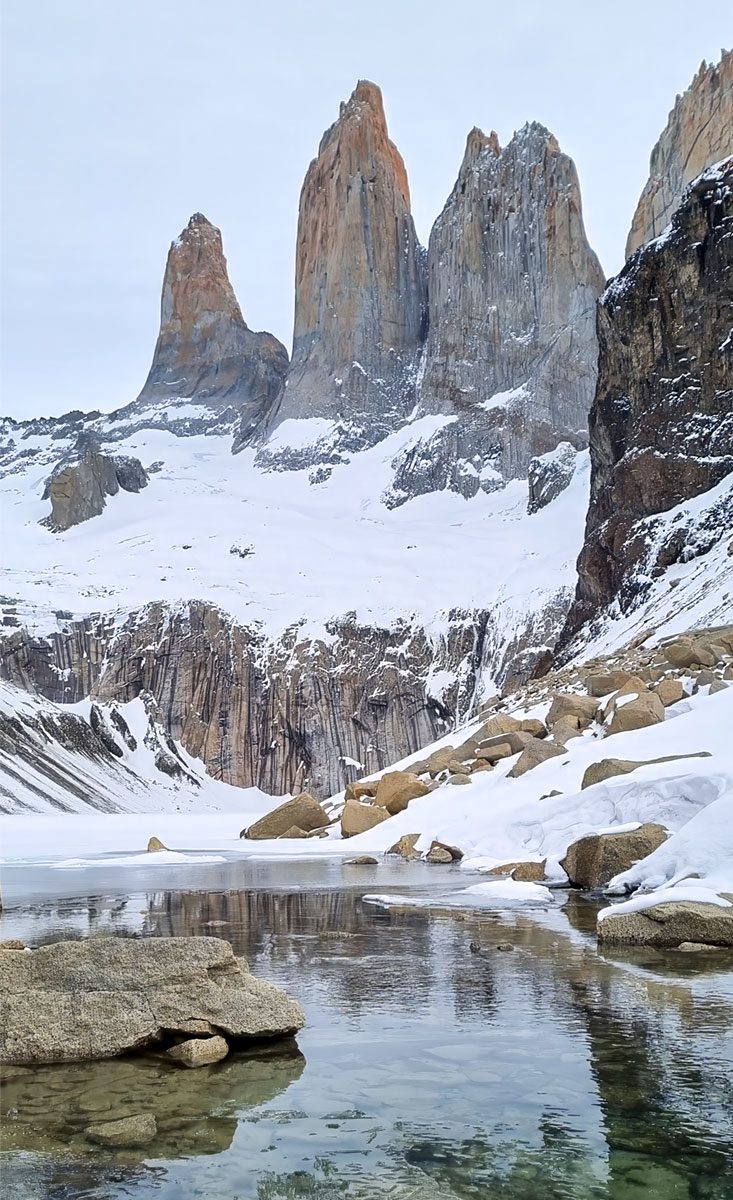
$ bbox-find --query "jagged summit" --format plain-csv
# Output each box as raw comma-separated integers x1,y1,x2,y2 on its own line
626,49,733,257
384,118,604,506
130,210,288,430
249,79,427,452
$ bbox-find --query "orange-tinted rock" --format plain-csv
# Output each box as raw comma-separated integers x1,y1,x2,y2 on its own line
626,52,733,257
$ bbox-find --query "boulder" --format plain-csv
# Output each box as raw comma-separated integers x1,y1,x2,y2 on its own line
424,746,458,775
581,752,711,789
147,836,169,852
0,937,305,1065
343,855,379,865
242,794,329,839
277,826,308,839
166,1035,229,1068
583,669,635,698
710,678,729,695
374,771,431,815
386,834,421,860
662,635,717,669
429,840,463,861
653,678,686,706
546,693,599,729
597,898,733,947
604,689,664,736
486,860,546,882
340,798,390,838
447,773,471,785
550,716,584,745
561,824,668,889
344,780,378,801
475,731,535,761
519,718,547,739
85,1113,158,1147
42,449,149,533
425,846,453,864
477,714,522,738
508,738,564,777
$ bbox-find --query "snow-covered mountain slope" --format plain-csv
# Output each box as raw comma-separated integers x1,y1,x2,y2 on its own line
0,679,279,816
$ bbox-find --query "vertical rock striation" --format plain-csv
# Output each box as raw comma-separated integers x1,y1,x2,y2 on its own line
387,123,604,503
131,212,288,433
565,159,733,639
252,81,427,452
626,51,733,258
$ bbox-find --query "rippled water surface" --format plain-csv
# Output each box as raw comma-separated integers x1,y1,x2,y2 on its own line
1,858,732,1199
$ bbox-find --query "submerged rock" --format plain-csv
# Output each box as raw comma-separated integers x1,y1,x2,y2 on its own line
166,1034,229,1068
0,937,305,1065
85,1113,157,1147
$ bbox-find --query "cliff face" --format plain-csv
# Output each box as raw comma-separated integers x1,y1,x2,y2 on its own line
132,212,288,433
252,81,427,448
626,52,733,258
566,159,733,637
386,123,604,503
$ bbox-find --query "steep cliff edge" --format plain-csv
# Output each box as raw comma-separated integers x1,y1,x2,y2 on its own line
565,159,733,644
626,51,733,257
243,81,427,461
386,123,604,504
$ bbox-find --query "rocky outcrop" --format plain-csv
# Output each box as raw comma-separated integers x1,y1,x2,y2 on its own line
527,443,578,514
388,123,603,503
626,52,733,257
249,81,427,456
42,447,148,531
565,160,733,639
131,213,288,436
0,937,305,1065
598,898,733,947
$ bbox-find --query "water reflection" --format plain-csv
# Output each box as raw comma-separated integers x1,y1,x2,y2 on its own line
1,880,732,1199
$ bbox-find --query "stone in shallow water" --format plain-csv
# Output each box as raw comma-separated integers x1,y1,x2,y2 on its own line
85,1113,157,1147
0,936,305,1065
166,1035,229,1068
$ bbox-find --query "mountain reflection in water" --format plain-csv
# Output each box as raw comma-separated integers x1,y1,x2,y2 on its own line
1,878,732,1199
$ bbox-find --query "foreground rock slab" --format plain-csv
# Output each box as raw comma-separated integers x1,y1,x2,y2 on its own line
598,899,733,948
0,937,305,1065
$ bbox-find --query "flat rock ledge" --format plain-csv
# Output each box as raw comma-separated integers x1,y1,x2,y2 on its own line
0,936,305,1066
597,899,733,948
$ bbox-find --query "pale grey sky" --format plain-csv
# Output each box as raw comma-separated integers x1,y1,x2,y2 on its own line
1,1,730,418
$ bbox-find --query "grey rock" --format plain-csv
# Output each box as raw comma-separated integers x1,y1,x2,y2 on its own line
527,442,578,514
166,1034,229,1068
85,1113,157,1147
42,447,148,531
0,936,305,1065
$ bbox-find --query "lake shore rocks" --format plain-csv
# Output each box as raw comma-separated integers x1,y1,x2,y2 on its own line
561,824,668,890
0,937,305,1065
598,898,733,948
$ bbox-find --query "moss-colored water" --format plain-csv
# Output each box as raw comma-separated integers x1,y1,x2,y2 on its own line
1,872,732,1199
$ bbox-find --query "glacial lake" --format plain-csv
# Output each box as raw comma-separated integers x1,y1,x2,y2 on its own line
1,857,732,1199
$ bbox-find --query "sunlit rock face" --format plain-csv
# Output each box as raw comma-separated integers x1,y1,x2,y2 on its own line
625,51,733,258
565,159,733,640
386,122,604,505
250,81,428,453
132,212,288,436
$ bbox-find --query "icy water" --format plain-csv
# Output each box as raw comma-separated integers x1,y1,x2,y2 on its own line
1,858,733,1200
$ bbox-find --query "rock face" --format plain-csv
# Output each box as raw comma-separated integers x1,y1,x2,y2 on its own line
0,937,305,1065
254,81,427,451
561,824,668,890
598,898,733,947
565,160,733,638
133,213,288,437
527,443,578,514
626,52,733,257
388,123,604,503
42,448,148,531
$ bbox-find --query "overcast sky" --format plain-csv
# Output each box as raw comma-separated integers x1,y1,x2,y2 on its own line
1,2,730,419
